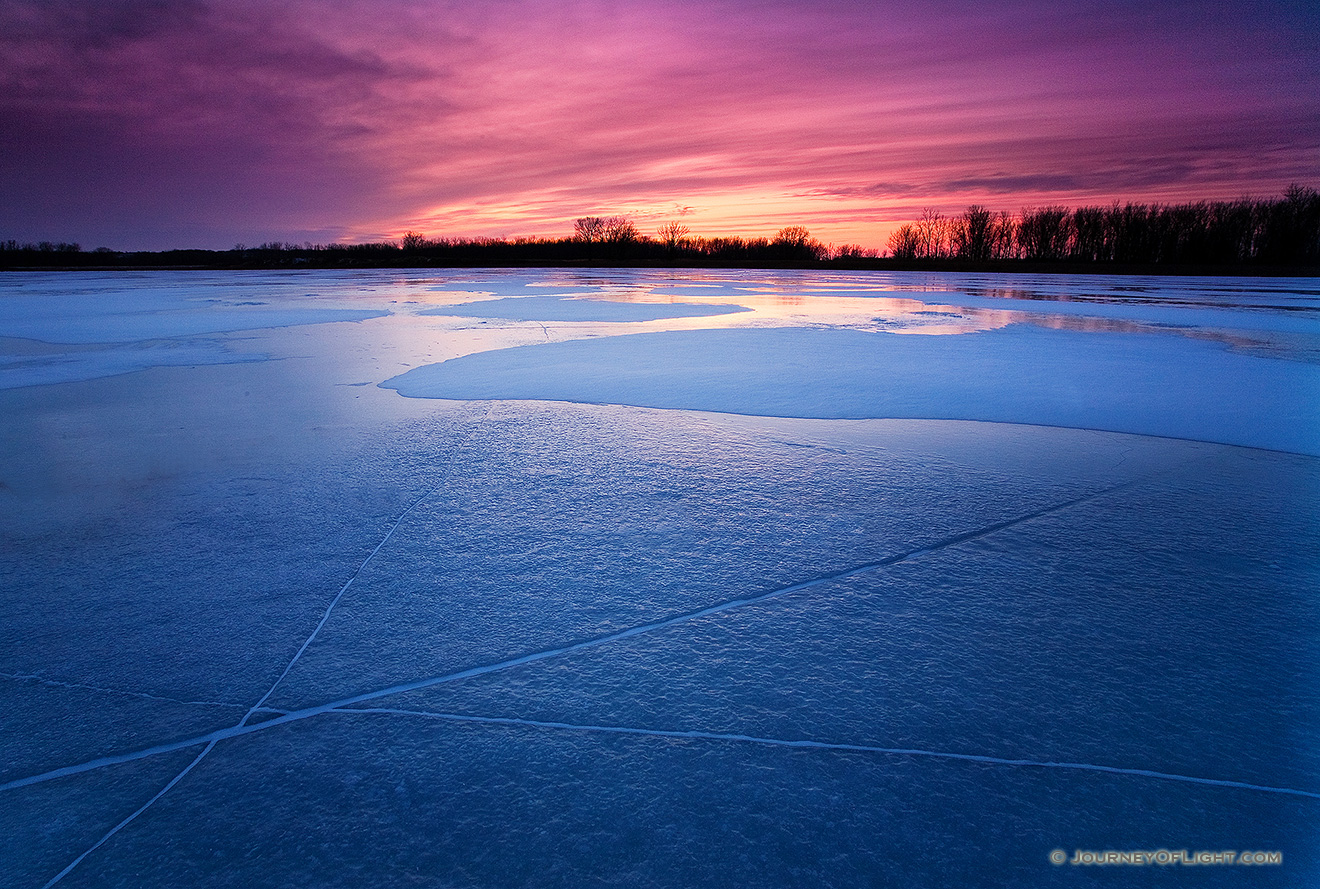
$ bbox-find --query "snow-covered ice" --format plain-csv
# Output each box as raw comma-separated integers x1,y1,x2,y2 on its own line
384,324,1320,455
1,268,1317,888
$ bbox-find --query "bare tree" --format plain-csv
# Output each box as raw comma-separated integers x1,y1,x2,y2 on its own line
574,216,607,242
953,205,1008,261
602,216,638,243
1072,206,1108,261
1018,206,1071,260
658,220,690,252
991,210,1016,259
887,224,920,259
774,226,812,248
914,209,951,259
772,225,825,259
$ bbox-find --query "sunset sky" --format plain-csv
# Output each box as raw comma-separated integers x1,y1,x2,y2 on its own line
2,0,1317,251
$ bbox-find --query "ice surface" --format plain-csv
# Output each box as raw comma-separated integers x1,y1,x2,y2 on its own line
385,325,1320,455
1,749,204,889
420,294,751,322
0,277,386,344
0,271,391,389
0,338,268,390
911,287,1320,335
381,443,1320,792
2,269,1317,888
44,711,1312,889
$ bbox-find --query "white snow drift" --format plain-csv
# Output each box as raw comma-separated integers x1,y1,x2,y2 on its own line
384,325,1320,456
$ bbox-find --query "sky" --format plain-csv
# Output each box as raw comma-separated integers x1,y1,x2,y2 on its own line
1,0,1317,251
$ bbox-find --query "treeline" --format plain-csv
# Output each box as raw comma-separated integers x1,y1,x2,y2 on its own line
887,186,1320,265
0,223,863,269
394,219,865,263
2,187,1317,271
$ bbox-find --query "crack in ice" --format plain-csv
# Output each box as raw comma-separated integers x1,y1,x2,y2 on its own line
3,479,1145,797
334,707,1320,802
38,741,217,889
236,482,444,727
34,405,491,886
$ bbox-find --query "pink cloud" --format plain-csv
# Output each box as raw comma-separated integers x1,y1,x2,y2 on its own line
1,0,1316,249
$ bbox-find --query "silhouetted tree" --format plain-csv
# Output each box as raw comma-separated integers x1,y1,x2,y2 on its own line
658,221,690,254
602,216,638,244
772,226,824,260
916,209,953,259
1017,206,1072,260
1259,185,1320,264
1071,206,1110,261
774,226,811,248
1205,199,1263,263
886,224,920,259
951,205,1014,261
574,216,607,241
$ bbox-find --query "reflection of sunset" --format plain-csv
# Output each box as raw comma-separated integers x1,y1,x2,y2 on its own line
408,270,1319,360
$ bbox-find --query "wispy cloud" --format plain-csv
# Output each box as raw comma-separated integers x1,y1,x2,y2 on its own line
1,0,1316,248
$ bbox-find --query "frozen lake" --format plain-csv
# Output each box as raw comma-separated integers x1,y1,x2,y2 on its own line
2,268,1318,887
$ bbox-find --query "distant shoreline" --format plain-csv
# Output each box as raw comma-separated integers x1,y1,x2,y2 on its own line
7,188,1318,275
2,257,1317,277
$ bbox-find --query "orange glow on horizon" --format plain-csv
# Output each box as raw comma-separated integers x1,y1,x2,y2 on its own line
2,0,1316,250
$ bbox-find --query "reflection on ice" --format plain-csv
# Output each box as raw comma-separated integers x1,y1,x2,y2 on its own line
420,294,751,322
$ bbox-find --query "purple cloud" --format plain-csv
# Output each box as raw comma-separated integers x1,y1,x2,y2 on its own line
1,0,1316,249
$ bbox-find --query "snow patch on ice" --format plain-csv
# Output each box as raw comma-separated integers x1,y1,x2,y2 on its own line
383,326,1320,455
